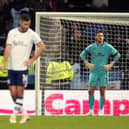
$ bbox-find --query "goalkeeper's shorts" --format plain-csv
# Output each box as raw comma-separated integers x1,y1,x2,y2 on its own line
88,72,109,87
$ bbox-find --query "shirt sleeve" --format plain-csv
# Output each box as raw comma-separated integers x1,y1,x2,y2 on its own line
80,46,91,61
110,45,117,55
110,45,120,62
32,32,42,45
6,31,14,45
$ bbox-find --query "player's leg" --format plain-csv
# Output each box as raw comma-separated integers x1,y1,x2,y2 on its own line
8,86,17,123
87,86,96,115
16,86,24,114
99,87,106,115
8,70,17,123
98,73,109,116
17,86,30,124
87,73,98,115
16,70,29,124
9,86,17,102
10,86,24,115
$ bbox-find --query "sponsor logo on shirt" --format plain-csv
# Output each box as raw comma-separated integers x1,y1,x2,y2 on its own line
13,40,28,47
93,52,104,56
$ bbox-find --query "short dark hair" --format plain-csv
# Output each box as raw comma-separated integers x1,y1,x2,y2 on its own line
19,13,31,21
96,30,104,36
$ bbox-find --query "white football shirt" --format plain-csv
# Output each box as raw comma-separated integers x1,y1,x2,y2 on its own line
6,28,42,70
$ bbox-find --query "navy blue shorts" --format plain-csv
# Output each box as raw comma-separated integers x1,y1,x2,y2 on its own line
8,70,28,87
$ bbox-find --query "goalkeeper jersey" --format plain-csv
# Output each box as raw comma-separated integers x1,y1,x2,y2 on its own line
80,42,120,74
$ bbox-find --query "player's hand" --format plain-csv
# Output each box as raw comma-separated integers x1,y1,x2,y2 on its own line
24,59,34,66
103,61,115,71
0,62,7,72
85,61,95,70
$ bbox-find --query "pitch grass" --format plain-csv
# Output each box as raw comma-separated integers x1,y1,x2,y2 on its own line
0,116,128,129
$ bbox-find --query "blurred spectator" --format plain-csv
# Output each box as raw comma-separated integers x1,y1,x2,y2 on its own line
92,0,108,8
67,0,92,12
69,24,83,62
70,58,81,89
11,0,29,28
40,0,57,11
84,23,106,43
92,0,109,11
85,23,96,40
24,1,35,30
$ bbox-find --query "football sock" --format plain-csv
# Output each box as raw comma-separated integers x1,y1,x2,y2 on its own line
100,97,105,110
13,97,23,115
89,96,94,110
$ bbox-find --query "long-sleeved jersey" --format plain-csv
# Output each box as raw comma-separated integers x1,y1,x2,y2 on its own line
80,42,120,74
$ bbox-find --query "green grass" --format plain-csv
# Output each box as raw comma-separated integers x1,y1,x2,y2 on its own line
0,116,128,129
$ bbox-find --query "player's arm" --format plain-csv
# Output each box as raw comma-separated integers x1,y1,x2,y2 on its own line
31,41,45,61
80,47,95,70
24,41,45,66
0,44,11,71
104,46,120,71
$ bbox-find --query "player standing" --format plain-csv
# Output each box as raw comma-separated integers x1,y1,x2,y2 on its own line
0,13,45,123
80,31,120,116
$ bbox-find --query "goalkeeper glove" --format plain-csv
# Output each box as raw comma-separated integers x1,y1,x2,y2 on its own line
85,61,95,70
103,61,115,71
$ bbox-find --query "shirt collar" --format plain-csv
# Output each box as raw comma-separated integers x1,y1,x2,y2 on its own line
95,42,105,47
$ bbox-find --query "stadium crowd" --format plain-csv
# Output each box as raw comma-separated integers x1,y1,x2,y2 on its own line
0,0,129,47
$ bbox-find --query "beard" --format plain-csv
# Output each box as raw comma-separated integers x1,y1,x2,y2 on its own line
97,40,103,44
19,27,28,33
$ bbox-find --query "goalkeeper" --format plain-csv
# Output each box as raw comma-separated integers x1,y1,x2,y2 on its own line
80,31,120,116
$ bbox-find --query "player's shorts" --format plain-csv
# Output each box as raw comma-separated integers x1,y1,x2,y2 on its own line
88,72,109,87
8,70,28,87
